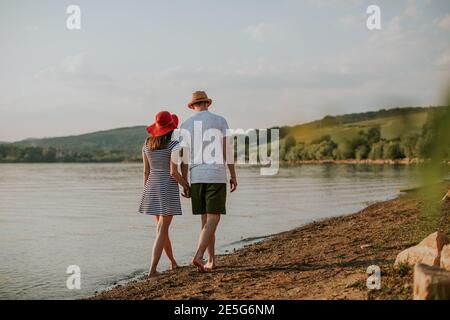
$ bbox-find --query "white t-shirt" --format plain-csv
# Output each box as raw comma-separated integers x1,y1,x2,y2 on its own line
179,110,229,184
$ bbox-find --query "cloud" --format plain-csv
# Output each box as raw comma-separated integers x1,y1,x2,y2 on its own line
434,13,450,30
34,52,119,92
244,23,273,42
133,7,447,119
3,1,449,141
35,52,88,80
59,52,87,75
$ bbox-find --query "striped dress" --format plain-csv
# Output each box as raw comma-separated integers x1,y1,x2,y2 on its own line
139,140,182,216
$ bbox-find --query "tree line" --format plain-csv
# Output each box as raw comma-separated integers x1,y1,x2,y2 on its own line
280,108,450,162
0,145,138,163
1,107,448,163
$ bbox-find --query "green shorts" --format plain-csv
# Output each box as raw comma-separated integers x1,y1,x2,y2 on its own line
190,183,226,215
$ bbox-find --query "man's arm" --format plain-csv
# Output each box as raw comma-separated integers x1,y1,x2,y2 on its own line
228,163,237,192
180,147,190,196
223,136,237,192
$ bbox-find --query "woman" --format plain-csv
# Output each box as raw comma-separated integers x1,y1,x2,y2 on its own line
139,111,189,278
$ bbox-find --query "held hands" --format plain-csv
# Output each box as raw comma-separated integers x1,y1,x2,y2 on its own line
182,184,191,198
230,176,238,193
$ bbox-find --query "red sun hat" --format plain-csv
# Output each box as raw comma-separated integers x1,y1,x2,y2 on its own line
146,111,179,137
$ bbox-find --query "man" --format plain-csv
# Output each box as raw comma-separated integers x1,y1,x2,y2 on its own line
180,91,237,272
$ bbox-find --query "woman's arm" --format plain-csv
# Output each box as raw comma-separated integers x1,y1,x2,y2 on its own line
170,162,189,189
180,147,189,183
170,149,190,197
143,151,150,187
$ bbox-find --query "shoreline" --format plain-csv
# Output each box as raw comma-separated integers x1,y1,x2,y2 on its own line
284,158,450,165
1,158,449,165
91,183,449,300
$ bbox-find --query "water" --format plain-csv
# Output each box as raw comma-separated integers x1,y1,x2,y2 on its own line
0,163,419,299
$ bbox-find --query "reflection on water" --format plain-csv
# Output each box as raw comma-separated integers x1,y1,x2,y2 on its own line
0,163,419,299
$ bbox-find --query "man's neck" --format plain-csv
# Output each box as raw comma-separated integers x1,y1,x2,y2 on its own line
193,107,209,112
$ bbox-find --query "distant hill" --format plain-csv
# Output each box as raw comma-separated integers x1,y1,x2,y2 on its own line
8,106,443,161
277,106,431,143
15,126,147,154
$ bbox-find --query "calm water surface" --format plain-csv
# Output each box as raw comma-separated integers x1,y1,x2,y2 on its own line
0,163,419,299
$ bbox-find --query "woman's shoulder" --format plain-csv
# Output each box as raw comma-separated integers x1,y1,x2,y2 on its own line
169,139,179,149
142,137,151,151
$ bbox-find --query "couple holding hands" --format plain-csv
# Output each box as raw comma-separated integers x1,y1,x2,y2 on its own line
139,91,237,277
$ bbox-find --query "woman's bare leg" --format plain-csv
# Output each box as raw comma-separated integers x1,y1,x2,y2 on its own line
155,216,178,269
164,233,178,270
149,215,172,277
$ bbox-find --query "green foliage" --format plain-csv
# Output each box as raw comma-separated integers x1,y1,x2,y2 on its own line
3,106,449,163
399,134,419,158
367,127,381,145
284,136,296,153
280,135,296,160
383,142,404,160
368,141,384,160
15,126,147,154
281,106,450,162
286,143,306,162
0,144,132,163
287,107,435,145
355,145,369,160
334,141,353,160
419,108,450,159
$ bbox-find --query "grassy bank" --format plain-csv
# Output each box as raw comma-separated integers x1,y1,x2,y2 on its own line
91,183,449,300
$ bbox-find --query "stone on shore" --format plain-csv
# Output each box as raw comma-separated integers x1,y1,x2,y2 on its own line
394,232,449,267
440,244,450,271
413,263,450,300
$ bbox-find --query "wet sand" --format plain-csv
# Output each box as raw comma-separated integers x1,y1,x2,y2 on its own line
92,184,449,300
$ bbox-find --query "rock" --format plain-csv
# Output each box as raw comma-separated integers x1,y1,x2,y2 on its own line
413,263,450,300
394,232,449,267
420,231,449,250
441,244,450,271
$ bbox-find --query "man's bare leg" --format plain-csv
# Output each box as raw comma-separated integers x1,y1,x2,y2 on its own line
192,214,220,272
200,215,216,270
204,234,215,270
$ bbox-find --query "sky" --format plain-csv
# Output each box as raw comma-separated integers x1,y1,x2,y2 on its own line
1,0,449,141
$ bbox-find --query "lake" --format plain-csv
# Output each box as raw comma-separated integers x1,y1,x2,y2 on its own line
0,163,420,299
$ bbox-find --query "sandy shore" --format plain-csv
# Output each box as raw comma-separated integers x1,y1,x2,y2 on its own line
92,184,449,300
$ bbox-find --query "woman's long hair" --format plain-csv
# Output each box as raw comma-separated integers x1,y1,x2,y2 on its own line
147,130,173,151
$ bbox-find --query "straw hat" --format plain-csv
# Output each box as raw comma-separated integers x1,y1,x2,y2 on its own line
187,91,212,109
